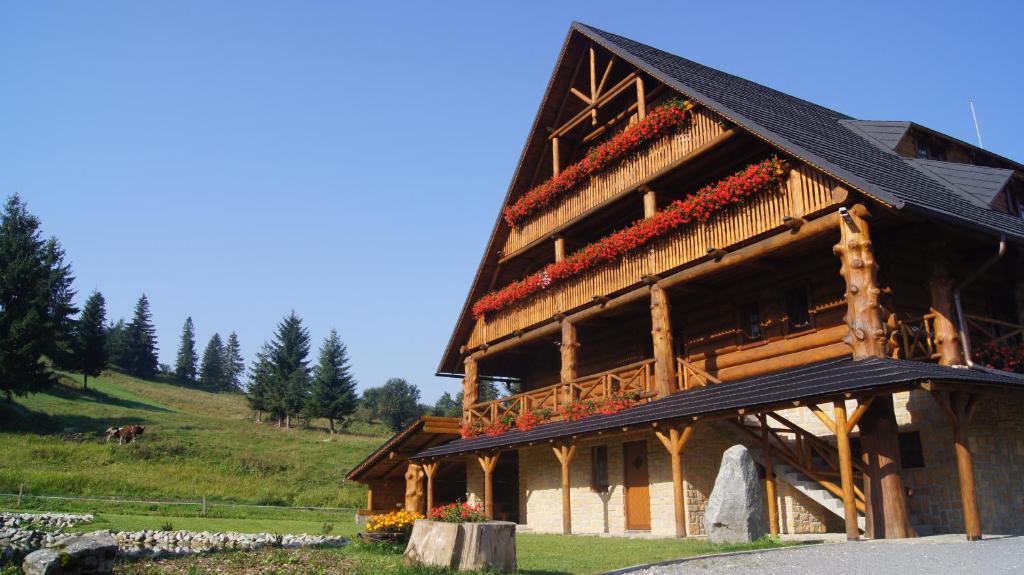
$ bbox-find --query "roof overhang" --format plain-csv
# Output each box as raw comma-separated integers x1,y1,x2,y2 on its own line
346,416,461,482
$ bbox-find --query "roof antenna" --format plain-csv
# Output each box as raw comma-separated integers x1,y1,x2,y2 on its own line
968,99,984,149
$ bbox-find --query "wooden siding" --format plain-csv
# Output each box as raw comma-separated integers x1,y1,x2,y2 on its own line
477,164,842,346
501,107,729,257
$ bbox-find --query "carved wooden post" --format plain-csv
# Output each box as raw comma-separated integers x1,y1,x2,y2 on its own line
656,425,694,538
422,462,439,513
560,320,578,383
478,453,500,520
463,356,479,421
758,414,779,536
552,444,577,534
930,257,964,365
404,463,425,514
931,391,982,540
859,395,916,539
834,206,887,359
651,284,676,398
833,401,859,540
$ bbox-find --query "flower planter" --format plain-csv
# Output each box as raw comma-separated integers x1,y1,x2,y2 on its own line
403,519,517,573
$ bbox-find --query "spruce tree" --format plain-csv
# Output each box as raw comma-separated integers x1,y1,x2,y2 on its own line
246,312,311,426
223,331,244,391
125,294,159,379
174,317,198,382
106,319,130,369
199,333,226,389
0,194,76,397
76,291,108,390
246,342,274,421
305,329,357,433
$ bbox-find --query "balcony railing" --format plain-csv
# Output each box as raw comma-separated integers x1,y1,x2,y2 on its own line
890,313,1023,362
465,359,655,429
501,107,730,258
471,163,842,348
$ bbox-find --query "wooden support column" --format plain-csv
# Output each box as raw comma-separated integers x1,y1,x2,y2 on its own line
404,463,425,514
931,391,982,540
641,186,657,218
833,401,860,540
422,462,439,513
462,356,478,420
589,47,598,125
650,284,676,398
554,235,566,262
833,205,888,359
478,453,500,520
560,320,578,383
858,394,915,539
758,414,779,536
366,487,374,512
929,256,964,365
655,425,694,537
552,444,577,534
636,76,646,120
552,137,561,177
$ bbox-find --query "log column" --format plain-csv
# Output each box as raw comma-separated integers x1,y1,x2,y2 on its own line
478,453,500,520
833,206,887,359
651,284,677,398
366,487,374,512
930,257,965,365
463,357,479,421
552,444,577,534
758,414,779,536
404,463,425,514
560,320,578,383
931,391,982,540
422,462,439,513
833,400,860,540
858,395,916,539
655,425,694,537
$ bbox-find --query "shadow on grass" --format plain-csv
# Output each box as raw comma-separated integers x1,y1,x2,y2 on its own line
47,379,172,414
0,397,157,435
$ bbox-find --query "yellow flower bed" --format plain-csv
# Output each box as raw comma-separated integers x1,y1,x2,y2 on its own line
366,510,424,534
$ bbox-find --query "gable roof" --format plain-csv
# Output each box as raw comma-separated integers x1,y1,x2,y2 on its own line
437,23,1024,376
908,158,1015,208
416,357,1024,459
840,120,911,150
345,416,460,482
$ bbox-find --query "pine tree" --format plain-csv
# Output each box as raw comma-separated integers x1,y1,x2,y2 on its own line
223,332,244,391
199,333,226,389
305,329,358,433
125,294,159,379
174,317,198,382
106,318,130,368
246,312,311,427
0,194,77,397
76,291,108,390
246,342,274,421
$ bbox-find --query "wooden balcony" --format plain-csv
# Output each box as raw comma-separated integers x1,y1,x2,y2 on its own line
471,163,843,348
890,313,1023,362
465,359,655,429
500,107,730,258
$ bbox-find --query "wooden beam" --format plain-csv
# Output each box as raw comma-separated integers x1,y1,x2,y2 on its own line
560,320,578,383
650,284,676,398
845,395,875,433
931,391,982,540
759,414,779,536
554,235,566,263
549,72,639,140
462,357,478,421
596,55,615,98
636,76,646,120
422,462,439,513
642,186,657,218
569,87,592,104
477,453,500,520
858,394,916,539
552,443,577,534
589,47,597,125
833,401,860,540
655,425,694,537
808,404,836,434
366,487,374,512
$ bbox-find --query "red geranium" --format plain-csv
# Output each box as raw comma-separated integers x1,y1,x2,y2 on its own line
503,99,693,227
474,156,785,318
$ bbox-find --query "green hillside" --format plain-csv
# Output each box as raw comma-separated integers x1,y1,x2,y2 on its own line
0,371,387,509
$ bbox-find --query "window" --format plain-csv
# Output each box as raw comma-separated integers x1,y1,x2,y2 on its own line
785,286,813,333
738,302,762,342
591,446,609,493
899,431,925,469
916,139,946,161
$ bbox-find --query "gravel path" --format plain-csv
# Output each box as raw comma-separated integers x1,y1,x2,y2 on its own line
615,535,1024,575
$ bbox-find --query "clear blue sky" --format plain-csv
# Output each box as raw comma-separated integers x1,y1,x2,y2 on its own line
2,1,1021,403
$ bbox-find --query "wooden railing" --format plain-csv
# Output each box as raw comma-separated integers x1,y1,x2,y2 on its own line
888,313,940,362
480,164,842,346
676,356,722,390
965,314,1024,346
465,359,655,429
501,107,729,257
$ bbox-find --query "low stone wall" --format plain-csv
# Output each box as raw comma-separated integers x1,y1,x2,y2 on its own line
0,513,95,530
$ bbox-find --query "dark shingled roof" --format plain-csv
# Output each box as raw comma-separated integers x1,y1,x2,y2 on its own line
840,120,911,151
413,357,1024,459
908,158,1015,208
573,23,1024,241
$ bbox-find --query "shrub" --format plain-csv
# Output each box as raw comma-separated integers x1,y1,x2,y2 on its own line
428,501,486,523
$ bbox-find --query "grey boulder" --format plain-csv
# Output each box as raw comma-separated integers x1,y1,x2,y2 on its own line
704,444,768,544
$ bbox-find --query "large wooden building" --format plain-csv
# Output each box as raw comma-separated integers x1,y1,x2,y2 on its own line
349,23,1024,540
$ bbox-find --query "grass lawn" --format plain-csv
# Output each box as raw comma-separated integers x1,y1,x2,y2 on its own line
0,371,389,509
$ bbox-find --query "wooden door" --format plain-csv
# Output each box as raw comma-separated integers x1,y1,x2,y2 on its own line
623,441,651,530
